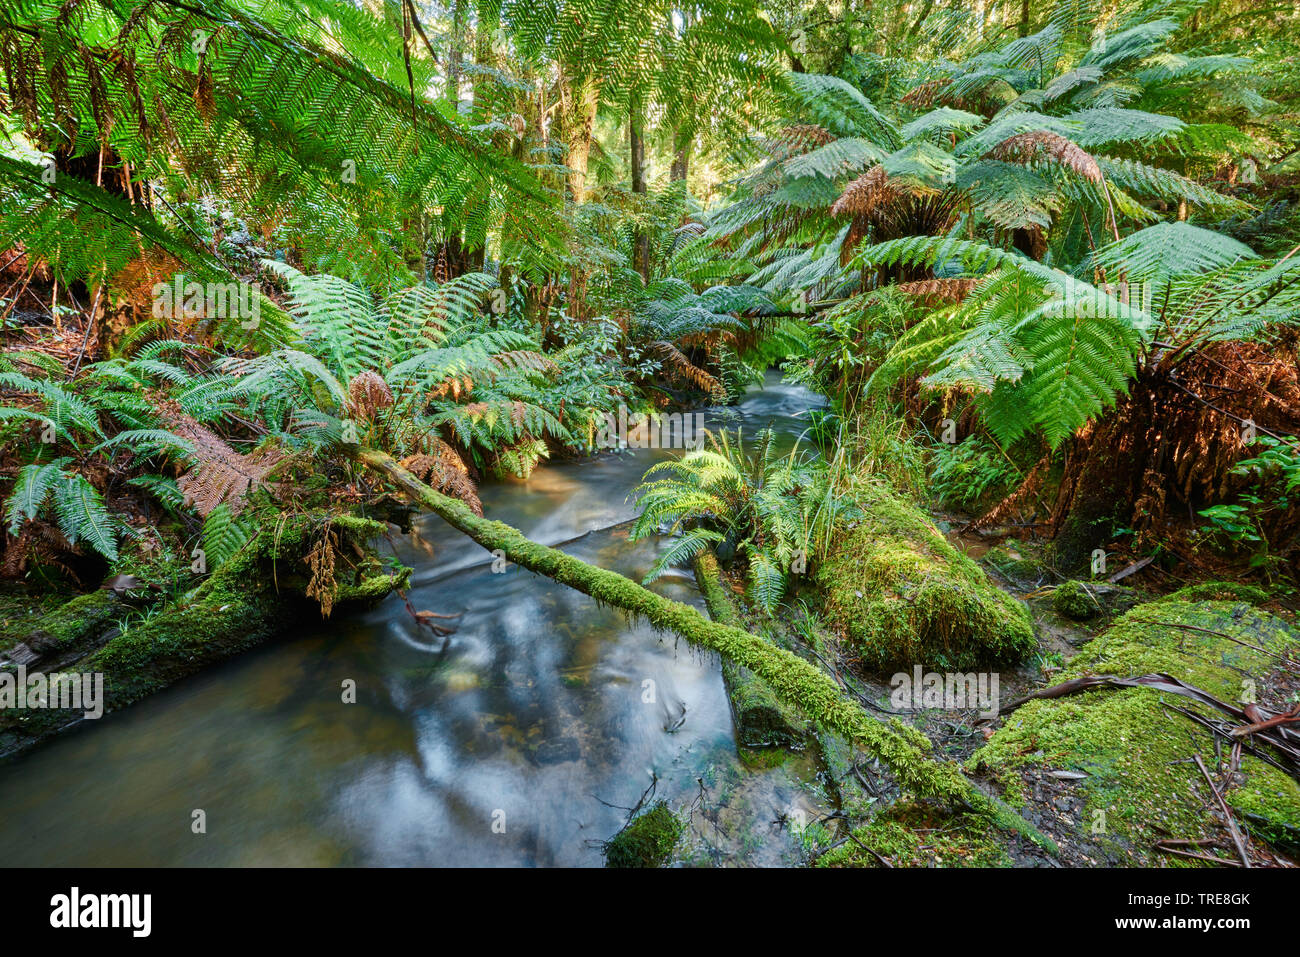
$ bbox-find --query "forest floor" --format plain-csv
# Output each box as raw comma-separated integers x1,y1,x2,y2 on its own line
698,516,1300,869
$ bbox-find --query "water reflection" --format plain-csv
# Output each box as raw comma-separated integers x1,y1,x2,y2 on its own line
0,373,827,866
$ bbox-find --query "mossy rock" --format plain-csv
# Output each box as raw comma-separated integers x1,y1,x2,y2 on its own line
1052,580,1099,619
817,485,1037,671
1155,582,1274,607
971,599,1300,863
603,801,683,868
984,542,1049,587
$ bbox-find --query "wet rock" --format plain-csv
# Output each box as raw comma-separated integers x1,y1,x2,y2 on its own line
603,801,682,868
532,736,581,765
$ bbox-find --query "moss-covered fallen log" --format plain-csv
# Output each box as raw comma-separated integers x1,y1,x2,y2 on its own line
0,590,127,667
358,447,1053,849
0,513,405,759
818,483,1036,671
692,552,808,748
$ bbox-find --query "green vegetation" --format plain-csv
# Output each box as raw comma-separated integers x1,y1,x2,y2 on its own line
1052,580,1099,619
603,801,684,868
818,800,1014,868
693,551,808,747
818,483,1037,670
633,428,825,612
973,599,1300,863
1,0,1297,869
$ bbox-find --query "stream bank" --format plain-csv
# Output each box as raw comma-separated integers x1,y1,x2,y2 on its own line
0,373,835,866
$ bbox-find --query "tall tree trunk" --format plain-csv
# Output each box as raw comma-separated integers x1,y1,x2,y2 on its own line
1018,0,1031,37
629,98,650,281
670,138,689,185
559,71,600,203
462,0,500,271
447,0,466,109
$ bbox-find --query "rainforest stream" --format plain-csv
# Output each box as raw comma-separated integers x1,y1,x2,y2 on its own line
0,373,828,866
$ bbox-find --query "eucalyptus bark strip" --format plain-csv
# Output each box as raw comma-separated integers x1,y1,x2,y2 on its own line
358,447,1054,850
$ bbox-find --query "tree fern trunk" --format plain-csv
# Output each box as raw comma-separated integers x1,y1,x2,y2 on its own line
630,98,650,281
559,73,600,203
1051,394,1148,571
670,141,689,184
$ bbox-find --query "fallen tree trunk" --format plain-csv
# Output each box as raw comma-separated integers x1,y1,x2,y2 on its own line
692,552,808,748
1,590,129,669
0,514,404,759
358,447,1053,849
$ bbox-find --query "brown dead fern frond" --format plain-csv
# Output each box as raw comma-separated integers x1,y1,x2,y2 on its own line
153,397,285,517
901,78,951,110
346,370,394,422
831,165,897,219
430,373,474,400
967,453,1052,533
648,341,724,399
1,522,82,582
985,131,1102,184
400,440,482,516
896,278,978,306
776,123,835,155
304,522,338,618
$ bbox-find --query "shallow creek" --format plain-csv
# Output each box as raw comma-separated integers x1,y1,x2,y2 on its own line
0,373,836,866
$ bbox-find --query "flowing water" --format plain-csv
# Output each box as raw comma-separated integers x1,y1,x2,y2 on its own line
0,373,829,866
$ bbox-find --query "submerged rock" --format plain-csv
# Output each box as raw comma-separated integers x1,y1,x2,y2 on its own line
603,801,683,868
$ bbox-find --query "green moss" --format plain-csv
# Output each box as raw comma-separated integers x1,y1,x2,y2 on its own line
972,599,1300,862
818,799,1013,867
815,729,877,816
0,584,72,652
0,511,406,757
693,553,808,747
1069,599,1286,698
90,512,403,706
1,590,123,658
1227,764,1300,854
985,542,1049,585
738,746,792,769
603,801,683,868
817,484,1037,671
1053,580,1099,619
1155,582,1273,606
361,448,1056,851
